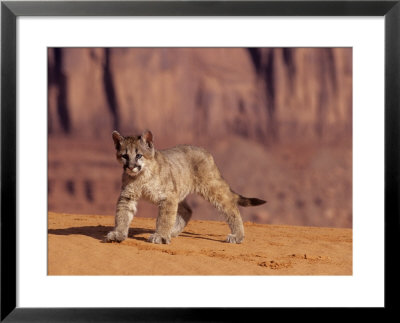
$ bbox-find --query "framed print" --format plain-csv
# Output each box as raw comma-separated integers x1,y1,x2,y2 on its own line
1,0,399,321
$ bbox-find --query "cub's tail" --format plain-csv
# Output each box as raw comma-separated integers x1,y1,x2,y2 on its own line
237,195,267,207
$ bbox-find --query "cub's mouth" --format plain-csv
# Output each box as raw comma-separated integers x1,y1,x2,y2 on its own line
124,165,142,174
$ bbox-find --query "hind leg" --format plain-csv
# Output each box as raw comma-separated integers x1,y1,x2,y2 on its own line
171,200,193,237
199,182,244,243
218,200,244,244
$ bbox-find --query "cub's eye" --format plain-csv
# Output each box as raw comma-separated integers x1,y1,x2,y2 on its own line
122,154,129,160
136,154,142,159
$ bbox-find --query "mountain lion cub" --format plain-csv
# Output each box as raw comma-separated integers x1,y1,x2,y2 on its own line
106,130,266,244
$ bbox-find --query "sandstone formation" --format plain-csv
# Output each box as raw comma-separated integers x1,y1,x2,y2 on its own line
48,47,352,144
48,48,352,228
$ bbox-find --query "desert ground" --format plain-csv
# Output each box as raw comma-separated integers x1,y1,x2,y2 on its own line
48,212,352,275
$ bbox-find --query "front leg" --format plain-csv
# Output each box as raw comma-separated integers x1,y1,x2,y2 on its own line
148,199,178,244
106,195,137,243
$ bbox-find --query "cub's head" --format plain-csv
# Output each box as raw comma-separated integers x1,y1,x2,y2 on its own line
112,130,155,177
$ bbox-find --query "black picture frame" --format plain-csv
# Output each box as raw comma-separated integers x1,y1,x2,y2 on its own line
1,1,399,321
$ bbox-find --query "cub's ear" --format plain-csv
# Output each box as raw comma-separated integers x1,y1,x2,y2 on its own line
112,131,123,149
140,130,154,149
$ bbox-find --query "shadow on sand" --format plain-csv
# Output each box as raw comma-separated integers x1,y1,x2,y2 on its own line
48,226,154,243
49,225,226,243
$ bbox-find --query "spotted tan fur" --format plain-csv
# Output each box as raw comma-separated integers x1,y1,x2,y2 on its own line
106,130,266,244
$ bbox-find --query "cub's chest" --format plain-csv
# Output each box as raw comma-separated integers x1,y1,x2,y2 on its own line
140,180,167,204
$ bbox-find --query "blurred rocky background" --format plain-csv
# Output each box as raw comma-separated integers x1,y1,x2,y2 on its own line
48,48,352,228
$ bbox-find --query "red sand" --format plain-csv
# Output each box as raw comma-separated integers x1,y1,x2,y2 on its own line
48,212,352,275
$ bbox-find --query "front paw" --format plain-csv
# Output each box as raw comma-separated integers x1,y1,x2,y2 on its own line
148,233,171,244
105,231,127,243
226,234,244,244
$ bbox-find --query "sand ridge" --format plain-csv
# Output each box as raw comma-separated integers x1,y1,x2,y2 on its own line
48,212,352,275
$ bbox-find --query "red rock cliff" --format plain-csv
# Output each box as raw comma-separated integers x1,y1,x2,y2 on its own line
48,48,352,228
